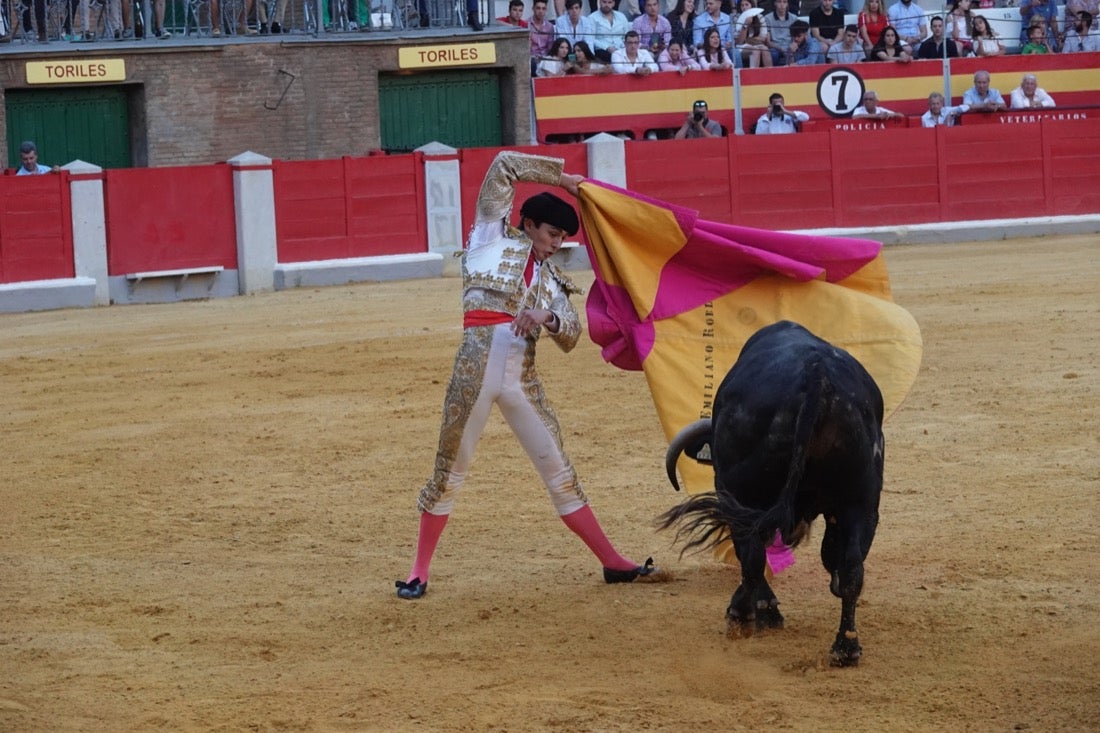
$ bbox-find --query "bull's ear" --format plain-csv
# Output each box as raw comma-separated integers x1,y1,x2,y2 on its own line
687,440,713,465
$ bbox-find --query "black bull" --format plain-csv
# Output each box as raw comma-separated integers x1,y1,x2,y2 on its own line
659,321,884,667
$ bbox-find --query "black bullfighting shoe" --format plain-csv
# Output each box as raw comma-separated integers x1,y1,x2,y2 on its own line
603,557,662,584
395,578,427,599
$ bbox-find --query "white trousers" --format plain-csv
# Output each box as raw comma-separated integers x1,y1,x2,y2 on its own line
417,323,588,516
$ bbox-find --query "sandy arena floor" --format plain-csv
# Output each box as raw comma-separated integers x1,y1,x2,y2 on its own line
1,235,1097,732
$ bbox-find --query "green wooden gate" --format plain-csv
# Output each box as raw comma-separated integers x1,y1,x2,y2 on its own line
379,70,501,153
6,86,131,170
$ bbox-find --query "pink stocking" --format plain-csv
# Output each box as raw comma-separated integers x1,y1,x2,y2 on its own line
406,511,449,584
560,505,636,571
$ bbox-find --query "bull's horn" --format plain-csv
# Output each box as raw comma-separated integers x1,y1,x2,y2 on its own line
665,419,713,492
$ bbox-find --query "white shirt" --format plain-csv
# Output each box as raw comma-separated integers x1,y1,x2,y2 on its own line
1009,86,1056,109
852,104,899,118
920,104,969,127
754,110,809,134
610,47,659,73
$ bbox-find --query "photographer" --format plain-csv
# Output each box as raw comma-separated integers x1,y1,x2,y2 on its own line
674,100,724,139
753,93,809,134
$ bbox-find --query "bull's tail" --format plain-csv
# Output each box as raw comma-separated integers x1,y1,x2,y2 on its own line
744,360,829,548
655,492,733,557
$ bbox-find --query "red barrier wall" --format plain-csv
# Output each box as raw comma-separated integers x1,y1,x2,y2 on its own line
0,173,73,283
274,153,426,263
104,165,237,275
458,144,589,245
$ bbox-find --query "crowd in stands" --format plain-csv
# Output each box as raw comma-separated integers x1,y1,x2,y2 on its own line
524,0,1099,74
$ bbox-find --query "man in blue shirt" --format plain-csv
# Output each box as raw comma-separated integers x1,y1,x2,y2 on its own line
694,0,732,51
16,141,54,175
961,70,1007,112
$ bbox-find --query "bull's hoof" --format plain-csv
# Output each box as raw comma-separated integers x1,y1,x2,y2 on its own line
395,578,427,600
829,632,862,667
725,616,755,639
755,603,784,630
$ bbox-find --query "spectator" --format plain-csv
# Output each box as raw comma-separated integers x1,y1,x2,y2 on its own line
674,99,724,138
538,37,574,76
970,14,1004,56
696,25,736,67
869,24,911,61
529,0,556,68
766,0,798,64
1010,74,1056,109
916,16,959,58
946,0,972,55
659,37,702,71
1019,0,1059,51
555,0,595,48
827,23,865,61
920,92,968,126
694,0,732,51
858,0,889,52
499,0,529,26
787,19,824,63
572,40,614,73
16,141,55,175
754,92,809,133
1020,22,1052,53
962,70,1007,111
809,0,844,57
1064,11,1100,51
634,0,673,55
1065,0,1099,30
591,0,633,62
887,0,926,51
852,90,905,119
736,0,773,66
612,29,660,72
668,0,698,55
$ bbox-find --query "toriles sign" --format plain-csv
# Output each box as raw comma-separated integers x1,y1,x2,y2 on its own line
398,43,496,69
26,59,126,84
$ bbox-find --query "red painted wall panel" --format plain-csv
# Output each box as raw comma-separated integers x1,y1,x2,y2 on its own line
731,133,835,229
0,173,73,283
274,153,426,263
1045,118,1100,215
941,125,1049,221
626,137,733,224
104,165,236,276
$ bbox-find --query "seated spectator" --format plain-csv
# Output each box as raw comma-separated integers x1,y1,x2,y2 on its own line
499,0,528,26
809,0,844,58
555,0,595,49
1010,74,1056,109
1020,21,1053,53
696,26,736,68
962,69,1007,111
1064,11,1100,51
591,0,633,62
529,0,556,71
946,0,973,55
1018,0,1060,52
572,40,614,73
754,92,810,133
736,0,773,67
869,25,912,61
766,0,797,65
887,0,926,50
659,38,702,72
668,0,698,55
674,99,724,138
787,19,825,64
694,0,732,52
537,37,574,76
828,23,867,62
852,90,905,119
969,14,1004,56
633,0,673,56
612,30,660,73
858,0,889,53
917,16,959,58
920,92,969,126
1065,0,1099,31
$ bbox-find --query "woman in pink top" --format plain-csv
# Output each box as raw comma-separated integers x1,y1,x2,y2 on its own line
658,39,701,73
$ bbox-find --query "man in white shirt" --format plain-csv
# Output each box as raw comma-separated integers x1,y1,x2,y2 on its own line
1063,11,1100,51
1009,74,1056,109
852,90,905,119
754,93,810,134
16,141,55,175
887,0,926,50
611,30,660,73
920,92,969,127
554,0,595,48
590,0,633,61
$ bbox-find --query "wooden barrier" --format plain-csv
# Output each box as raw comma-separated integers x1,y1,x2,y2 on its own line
0,172,73,284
